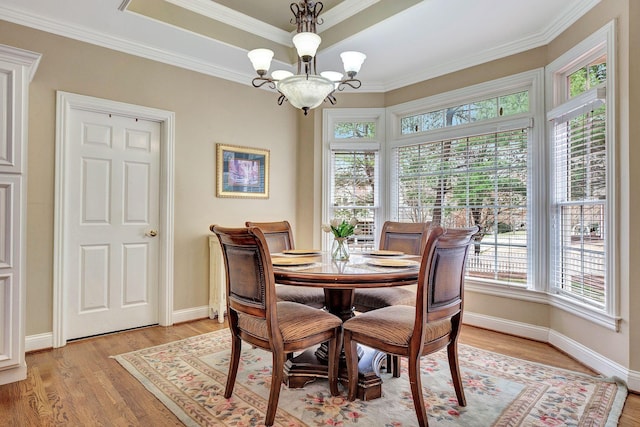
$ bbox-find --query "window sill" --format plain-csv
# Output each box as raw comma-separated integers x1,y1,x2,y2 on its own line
465,281,621,332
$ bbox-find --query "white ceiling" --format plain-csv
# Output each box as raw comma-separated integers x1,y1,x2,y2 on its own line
0,0,601,92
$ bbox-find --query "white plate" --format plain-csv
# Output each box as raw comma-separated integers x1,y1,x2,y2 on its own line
368,250,405,256
271,257,316,267
366,259,419,268
282,249,322,255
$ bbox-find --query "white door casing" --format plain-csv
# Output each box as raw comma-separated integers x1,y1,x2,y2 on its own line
54,92,174,347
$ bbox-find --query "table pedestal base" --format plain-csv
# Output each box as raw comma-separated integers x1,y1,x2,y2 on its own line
283,344,388,401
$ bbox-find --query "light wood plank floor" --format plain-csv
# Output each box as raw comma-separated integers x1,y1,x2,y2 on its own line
0,319,637,426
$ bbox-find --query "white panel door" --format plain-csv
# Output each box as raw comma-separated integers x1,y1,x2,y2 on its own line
64,109,160,339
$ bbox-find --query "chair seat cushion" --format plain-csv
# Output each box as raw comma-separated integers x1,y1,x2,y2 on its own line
238,301,341,343
276,285,325,309
343,305,452,347
353,288,416,312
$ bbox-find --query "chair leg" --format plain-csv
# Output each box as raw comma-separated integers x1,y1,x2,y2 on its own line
224,334,242,398
447,340,466,406
328,328,341,396
344,330,359,401
408,353,429,427
392,355,400,377
265,350,285,427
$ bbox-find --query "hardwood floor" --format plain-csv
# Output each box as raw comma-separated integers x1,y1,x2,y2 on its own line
0,319,638,426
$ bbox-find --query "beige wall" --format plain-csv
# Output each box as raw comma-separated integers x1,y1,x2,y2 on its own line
0,21,298,335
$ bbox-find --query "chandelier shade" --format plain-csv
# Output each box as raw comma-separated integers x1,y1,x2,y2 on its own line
292,32,322,60
248,0,366,115
277,75,335,111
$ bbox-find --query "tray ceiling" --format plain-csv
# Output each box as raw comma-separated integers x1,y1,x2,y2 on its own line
0,0,601,92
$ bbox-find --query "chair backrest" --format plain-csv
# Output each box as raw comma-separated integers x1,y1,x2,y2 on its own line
413,226,478,340
379,221,431,255
245,221,294,253
210,225,278,328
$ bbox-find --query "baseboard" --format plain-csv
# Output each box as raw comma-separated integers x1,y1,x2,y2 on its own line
26,332,53,352
548,329,640,392
171,305,210,324
464,310,640,392
24,307,211,353
463,311,550,342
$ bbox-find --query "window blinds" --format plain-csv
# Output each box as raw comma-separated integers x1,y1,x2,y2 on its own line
393,128,529,285
329,149,379,249
550,92,607,307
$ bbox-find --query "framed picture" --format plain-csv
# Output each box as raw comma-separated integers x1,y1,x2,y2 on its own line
216,143,270,199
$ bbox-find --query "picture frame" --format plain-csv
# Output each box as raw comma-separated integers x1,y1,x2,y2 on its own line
216,143,270,199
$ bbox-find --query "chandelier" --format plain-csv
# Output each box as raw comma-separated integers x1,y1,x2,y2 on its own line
247,0,366,115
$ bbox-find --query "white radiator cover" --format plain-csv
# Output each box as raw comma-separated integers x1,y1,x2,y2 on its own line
208,235,226,323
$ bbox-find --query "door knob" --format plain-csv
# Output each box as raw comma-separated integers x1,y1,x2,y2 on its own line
145,229,158,237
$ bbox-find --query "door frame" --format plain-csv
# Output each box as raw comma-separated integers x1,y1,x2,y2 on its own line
53,91,175,347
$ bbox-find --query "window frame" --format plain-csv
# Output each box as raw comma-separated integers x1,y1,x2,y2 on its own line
387,69,546,296
545,21,618,330
322,108,386,251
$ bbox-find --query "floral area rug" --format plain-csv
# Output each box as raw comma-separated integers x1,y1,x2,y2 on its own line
113,329,627,426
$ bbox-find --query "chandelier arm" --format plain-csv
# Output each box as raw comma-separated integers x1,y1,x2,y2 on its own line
326,92,337,105
252,77,276,90
313,2,324,30
337,79,362,91
277,93,287,105
290,3,300,30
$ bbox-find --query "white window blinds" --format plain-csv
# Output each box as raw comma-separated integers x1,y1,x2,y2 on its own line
549,87,607,307
392,128,529,285
329,149,379,251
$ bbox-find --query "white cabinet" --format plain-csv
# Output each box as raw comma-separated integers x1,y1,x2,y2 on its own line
0,45,40,385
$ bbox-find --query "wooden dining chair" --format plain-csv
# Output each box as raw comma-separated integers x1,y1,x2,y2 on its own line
353,221,431,376
245,220,325,309
343,226,478,427
211,225,343,427
353,221,431,313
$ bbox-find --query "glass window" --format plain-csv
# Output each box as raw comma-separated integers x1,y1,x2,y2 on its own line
393,129,529,285
400,90,529,135
329,150,379,251
550,96,607,307
324,110,384,253
546,21,614,322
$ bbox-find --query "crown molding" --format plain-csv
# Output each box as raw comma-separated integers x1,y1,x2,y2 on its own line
0,3,253,85
317,0,381,33
164,0,292,46
542,0,601,41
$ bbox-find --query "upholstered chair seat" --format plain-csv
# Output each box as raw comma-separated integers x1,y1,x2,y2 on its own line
237,301,340,342
353,288,416,312
343,305,452,346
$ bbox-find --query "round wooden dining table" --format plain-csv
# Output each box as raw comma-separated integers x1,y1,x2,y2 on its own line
272,251,421,400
